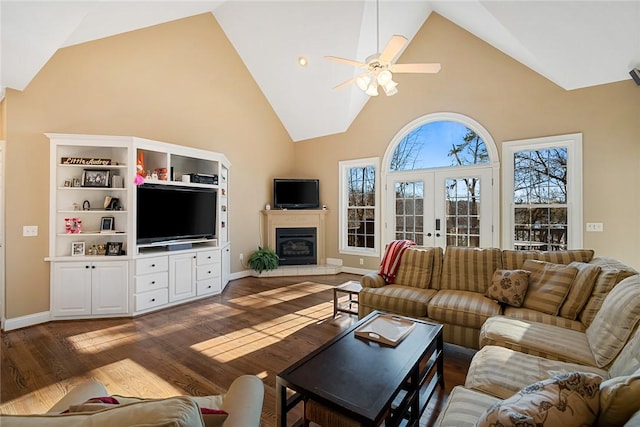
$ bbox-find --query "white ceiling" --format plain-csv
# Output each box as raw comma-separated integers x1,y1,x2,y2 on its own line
2,1,639,142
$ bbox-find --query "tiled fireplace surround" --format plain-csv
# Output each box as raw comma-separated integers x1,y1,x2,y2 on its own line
261,209,339,276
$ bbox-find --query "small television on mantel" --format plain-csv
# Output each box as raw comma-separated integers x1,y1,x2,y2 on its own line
273,178,320,209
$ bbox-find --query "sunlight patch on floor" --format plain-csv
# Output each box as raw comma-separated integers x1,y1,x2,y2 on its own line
191,300,333,362
228,282,332,307
64,323,143,354
90,359,182,397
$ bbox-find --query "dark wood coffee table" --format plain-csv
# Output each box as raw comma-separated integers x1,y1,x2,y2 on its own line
276,311,444,426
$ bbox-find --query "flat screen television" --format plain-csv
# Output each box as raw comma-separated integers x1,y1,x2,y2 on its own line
137,184,216,245
273,178,320,209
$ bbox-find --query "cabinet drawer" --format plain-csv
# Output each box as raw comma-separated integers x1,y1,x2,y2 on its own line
135,288,169,311
197,250,220,265
135,272,168,293
136,256,168,275
197,263,221,280
197,278,222,296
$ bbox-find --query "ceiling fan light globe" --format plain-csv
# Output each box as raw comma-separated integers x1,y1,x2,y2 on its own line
356,75,371,91
377,70,393,85
365,82,379,96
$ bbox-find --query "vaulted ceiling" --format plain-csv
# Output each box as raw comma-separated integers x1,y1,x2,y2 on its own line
2,1,639,142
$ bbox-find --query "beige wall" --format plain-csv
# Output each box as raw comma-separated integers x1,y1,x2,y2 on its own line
4,13,294,319
293,13,640,271
4,12,639,321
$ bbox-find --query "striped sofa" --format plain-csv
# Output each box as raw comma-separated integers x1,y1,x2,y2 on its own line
359,246,638,349
435,272,640,426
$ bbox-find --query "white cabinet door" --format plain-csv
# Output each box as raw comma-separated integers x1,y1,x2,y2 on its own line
169,253,196,302
52,262,92,316
91,261,129,315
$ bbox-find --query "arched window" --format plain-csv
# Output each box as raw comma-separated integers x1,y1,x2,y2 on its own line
382,113,499,248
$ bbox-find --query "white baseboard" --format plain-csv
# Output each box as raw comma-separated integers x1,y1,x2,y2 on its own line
3,311,50,331
342,266,375,276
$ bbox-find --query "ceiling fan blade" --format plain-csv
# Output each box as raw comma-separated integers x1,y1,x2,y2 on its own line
379,35,408,64
390,63,442,74
324,56,369,70
332,76,358,91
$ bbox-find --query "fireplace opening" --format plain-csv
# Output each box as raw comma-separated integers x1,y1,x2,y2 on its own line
276,227,317,265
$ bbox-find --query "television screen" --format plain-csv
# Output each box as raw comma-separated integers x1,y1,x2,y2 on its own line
137,184,216,245
273,179,320,209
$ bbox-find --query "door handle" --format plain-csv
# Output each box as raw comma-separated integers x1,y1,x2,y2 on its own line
435,218,441,231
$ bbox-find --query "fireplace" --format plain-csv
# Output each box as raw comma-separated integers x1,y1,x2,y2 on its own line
276,227,317,265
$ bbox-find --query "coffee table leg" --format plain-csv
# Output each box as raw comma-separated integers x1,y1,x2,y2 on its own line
333,288,338,318
437,333,445,388
276,379,287,427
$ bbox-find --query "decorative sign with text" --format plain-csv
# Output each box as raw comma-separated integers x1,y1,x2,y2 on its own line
61,157,113,166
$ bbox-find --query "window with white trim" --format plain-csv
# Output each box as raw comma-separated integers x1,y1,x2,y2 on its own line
339,158,380,256
502,133,583,250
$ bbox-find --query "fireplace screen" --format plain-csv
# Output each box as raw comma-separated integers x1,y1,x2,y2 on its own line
276,227,317,265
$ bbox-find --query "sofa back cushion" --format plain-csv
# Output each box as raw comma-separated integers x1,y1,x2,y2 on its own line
597,367,640,427
440,247,502,293
558,261,601,320
394,246,442,289
586,274,640,368
580,258,639,327
521,259,578,316
501,249,594,270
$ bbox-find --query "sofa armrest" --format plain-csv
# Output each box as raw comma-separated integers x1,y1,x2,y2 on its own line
47,378,109,414
220,375,264,427
362,272,385,288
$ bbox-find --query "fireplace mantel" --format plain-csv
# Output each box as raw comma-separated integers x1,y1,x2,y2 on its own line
262,209,327,264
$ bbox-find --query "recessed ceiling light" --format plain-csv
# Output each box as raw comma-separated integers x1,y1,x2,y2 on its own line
298,56,308,67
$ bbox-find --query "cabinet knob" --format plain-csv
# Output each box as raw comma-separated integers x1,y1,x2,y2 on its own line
151,264,156,267
151,298,156,302
193,256,196,259
91,265,96,269
207,285,211,289
208,270,211,274
85,265,90,269
151,281,155,284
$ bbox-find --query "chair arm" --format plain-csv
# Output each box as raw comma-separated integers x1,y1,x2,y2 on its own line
47,378,109,414
220,375,264,427
362,272,386,288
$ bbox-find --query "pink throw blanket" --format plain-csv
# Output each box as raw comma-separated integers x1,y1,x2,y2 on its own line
379,240,416,284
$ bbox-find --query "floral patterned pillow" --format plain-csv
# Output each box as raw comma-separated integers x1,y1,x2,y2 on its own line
476,372,602,427
485,269,530,307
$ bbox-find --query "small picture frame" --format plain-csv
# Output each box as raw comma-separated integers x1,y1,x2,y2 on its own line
71,241,85,257
82,169,110,187
64,180,72,187
72,178,82,187
106,241,123,256
100,216,114,232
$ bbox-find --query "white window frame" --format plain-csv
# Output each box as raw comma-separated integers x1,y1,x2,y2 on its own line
502,133,583,249
339,157,380,257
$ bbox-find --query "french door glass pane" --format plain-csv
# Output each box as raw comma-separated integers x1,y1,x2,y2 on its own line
445,178,481,248
395,181,424,245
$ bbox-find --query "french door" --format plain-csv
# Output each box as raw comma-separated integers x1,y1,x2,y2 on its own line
386,167,493,248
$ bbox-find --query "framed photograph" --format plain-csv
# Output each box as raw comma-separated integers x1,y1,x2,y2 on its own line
63,180,72,187
106,242,123,256
82,169,110,187
100,216,114,232
72,178,82,187
71,241,85,257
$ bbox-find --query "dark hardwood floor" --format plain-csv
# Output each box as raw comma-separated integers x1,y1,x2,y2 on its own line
1,273,475,426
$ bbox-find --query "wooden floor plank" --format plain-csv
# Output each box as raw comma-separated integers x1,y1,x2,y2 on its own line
0,273,475,426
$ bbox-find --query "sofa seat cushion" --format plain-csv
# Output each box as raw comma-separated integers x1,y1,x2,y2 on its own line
1,396,205,427
479,316,596,366
502,306,585,332
466,345,608,400
428,290,502,329
433,385,500,427
358,285,436,318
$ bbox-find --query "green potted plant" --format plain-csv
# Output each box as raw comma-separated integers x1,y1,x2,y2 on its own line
248,246,279,273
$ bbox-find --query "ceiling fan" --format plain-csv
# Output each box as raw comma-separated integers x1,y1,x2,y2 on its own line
325,1,441,96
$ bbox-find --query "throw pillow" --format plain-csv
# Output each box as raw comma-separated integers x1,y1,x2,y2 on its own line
521,259,578,315
485,269,530,307
597,367,640,427
476,372,602,427
558,261,601,320
586,274,640,368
